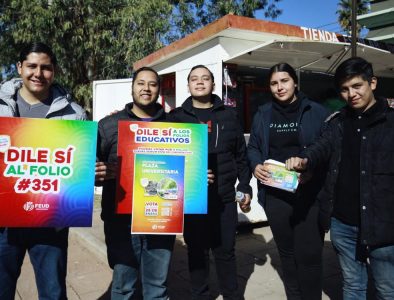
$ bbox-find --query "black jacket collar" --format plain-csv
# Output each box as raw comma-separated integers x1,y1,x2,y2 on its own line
339,96,391,126
124,102,166,121
181,94,224,114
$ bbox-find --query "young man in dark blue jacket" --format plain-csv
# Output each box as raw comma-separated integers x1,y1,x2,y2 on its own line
169,65,252,300
95,67,175,300
286,57,394,300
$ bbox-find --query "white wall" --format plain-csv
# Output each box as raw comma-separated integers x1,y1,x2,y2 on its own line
92,78,133,121
173,62,223,107
238,177,267,224
153,38,226,107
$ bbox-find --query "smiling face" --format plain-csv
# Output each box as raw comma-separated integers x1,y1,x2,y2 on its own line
132,70,160,110
269,71,297,104
339,75,377,112
17,52,55,102
187,67,215,101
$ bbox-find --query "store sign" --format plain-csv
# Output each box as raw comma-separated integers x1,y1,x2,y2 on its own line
300,26,340,43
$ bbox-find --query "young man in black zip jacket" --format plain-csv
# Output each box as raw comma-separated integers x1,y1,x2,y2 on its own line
95,67,175,300
286,57,394,300
169,65,252,300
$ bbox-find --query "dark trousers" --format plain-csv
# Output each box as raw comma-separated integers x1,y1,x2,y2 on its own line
183,201,239,300
265,193,324,300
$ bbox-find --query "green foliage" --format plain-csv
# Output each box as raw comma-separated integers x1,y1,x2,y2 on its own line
0,0,281,111
336,0,369,35
0,0,172,111
166,0,282,43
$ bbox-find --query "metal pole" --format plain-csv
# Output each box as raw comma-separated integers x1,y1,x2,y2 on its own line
296,68,301,89
351,0,357,57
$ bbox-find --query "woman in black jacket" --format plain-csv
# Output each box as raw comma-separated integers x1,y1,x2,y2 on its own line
247,63,329,300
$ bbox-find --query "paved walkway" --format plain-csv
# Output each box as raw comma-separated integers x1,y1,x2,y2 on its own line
17,208,344,300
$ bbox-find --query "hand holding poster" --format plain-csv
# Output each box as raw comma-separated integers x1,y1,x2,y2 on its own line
0,117,97,227
262,159,300,193
117,121,208,220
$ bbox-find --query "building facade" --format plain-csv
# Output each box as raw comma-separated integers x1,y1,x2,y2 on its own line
358,0,394,44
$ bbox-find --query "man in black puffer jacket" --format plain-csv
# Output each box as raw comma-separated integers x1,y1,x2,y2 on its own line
169,65,252,300
286,57,394,300
95,67,175,300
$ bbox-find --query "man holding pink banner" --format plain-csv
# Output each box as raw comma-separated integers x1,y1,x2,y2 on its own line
96,67,175,300
0,43,86,300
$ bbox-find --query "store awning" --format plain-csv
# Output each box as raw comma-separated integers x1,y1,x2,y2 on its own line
224,39,394,78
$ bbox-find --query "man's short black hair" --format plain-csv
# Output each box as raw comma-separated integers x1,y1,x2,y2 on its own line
132,67,160,88
187,65,215,82
334,57,374,89
19,42,57,66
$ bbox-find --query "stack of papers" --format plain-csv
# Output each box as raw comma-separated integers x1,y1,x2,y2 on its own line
262,159,300,193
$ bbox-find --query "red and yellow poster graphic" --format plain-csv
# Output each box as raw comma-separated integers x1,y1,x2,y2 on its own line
131,154,184,234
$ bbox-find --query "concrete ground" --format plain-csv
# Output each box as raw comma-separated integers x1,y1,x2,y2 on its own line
16,208,346,300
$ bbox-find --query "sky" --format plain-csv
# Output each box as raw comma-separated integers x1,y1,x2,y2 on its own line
256,0,343,34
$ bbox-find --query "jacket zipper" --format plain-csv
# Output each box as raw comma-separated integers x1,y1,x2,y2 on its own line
215,123,219,148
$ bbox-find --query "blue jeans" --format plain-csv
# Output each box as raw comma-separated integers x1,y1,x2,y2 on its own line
0,228,68,300
330,217,394,300
104,221,175,300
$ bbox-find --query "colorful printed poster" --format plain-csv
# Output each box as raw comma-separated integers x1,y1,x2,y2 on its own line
131,154,184,234
262,159,300,193
0,117,97,227
117,121,207,214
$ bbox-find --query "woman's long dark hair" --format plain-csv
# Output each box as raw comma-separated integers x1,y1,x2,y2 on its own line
268,62,299,93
